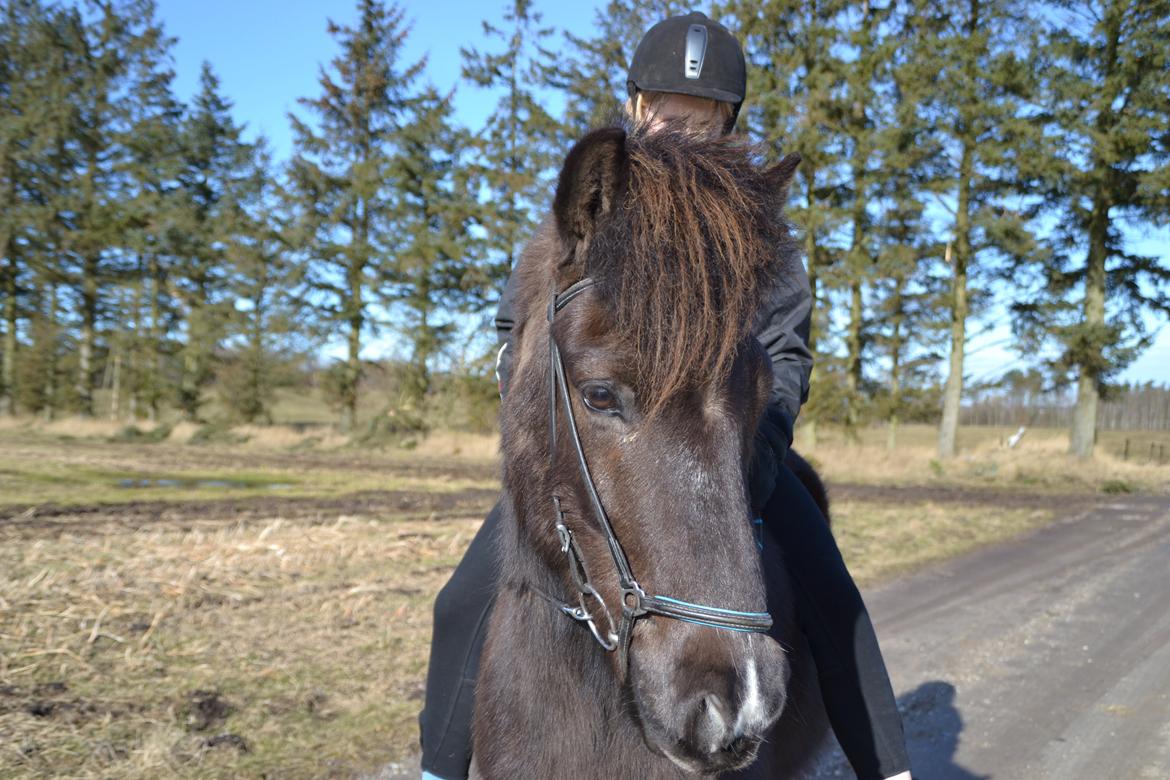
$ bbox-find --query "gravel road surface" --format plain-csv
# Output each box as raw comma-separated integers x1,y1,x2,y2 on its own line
815,493,1170,779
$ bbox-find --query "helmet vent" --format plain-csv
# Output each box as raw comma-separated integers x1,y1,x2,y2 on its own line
684,24,707,79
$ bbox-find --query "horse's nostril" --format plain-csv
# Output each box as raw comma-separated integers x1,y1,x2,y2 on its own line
689,693,730,754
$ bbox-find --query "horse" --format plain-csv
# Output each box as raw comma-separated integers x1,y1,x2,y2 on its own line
471,125,829,778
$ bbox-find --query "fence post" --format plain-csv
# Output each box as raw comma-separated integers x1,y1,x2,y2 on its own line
1123,438,1130,461
1150,442,1158,463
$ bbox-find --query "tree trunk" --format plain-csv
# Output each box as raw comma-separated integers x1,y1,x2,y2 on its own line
845,152,867,443
0,154,15,415
246,280,266,424
179,300,202,421
341,189,370,434
75,252,99,417
844,55,873,444
938,0,982,459
1,253,16,416
845,278,863,440
1070,193,1108,457
887,276,905,453
43,282,58,422
109,352,121,420
129,262,143,420
938,140,972,459
148,256,162,422
1069,12,1121,458
341,260,363,434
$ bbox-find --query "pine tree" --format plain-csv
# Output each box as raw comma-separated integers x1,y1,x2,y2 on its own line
13,0,176,418
120,8,184,420
827,0,894,438
0,1,44,416
719,0,848,446
60,1,141,416
872,17,947,450
219,141,300,423
461,0,561,283
382,86,482,404
912,0,1037,457
8,1,86,419
286,0,424,432
1019,0,1170,457
174,62,251,420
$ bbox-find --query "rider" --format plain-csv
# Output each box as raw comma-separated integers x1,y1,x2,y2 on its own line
420,12,912,780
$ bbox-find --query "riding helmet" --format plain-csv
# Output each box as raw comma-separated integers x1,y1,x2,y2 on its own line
626,12,746,121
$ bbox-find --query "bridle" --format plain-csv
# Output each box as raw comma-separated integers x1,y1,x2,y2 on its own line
540,277,772,677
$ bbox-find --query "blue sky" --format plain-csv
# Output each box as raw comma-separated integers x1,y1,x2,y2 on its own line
156,0,604,159
154,0,1168,386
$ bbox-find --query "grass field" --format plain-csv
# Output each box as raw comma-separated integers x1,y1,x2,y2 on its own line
800,422,1170,494
0,418,1166,778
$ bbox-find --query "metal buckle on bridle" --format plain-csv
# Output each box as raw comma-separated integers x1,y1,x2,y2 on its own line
554,496,619,651
562,585,619,652
620,580,647,619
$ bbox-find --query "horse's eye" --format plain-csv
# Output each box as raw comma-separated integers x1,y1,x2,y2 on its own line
581,383,619,414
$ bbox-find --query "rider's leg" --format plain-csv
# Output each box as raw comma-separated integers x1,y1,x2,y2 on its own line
418,501,501,780
761,463,912,780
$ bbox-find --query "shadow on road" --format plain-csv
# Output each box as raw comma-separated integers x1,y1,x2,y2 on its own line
899,680,987,780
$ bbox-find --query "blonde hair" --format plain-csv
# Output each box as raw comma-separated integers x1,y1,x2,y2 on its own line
627,90,735,137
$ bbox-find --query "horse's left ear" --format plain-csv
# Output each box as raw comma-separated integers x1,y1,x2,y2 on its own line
764,152,802,202
553,126,629,261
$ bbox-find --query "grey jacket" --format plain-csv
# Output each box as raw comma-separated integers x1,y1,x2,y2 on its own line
493,259,813,451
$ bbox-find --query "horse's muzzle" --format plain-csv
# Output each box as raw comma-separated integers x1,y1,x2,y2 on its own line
673,691,767,773
635,631,789,774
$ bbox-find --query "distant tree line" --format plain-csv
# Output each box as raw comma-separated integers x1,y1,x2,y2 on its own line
963,373,1170,431
0,0,1166,455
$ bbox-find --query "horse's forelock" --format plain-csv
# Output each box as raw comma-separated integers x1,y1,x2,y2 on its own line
585,127,794,414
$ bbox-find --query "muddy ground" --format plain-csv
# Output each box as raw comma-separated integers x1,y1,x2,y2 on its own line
0,480,1114,531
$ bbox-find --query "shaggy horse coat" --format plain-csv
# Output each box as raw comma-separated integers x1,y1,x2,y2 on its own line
472,125,827,778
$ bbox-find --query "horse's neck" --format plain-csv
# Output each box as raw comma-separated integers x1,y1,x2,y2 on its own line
475,583,686,780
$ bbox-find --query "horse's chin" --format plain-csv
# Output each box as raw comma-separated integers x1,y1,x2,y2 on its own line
655,735,763,776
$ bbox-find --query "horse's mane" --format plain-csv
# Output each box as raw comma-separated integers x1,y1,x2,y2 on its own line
582,124,796,413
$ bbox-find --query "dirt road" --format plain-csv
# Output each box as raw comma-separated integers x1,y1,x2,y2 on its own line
816,493,1170,779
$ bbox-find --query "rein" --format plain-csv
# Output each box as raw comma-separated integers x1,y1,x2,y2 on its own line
540,277,772,677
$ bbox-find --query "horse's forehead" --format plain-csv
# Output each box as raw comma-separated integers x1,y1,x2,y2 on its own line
554,295,634,368
556,303,763,400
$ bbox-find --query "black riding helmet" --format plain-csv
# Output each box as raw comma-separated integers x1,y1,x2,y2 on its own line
626,11,746,125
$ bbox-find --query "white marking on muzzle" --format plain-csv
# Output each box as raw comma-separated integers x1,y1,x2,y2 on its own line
734,649,767,737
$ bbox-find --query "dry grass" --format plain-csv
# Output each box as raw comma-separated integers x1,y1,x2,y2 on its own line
410,431,499,461
230,425,350,451
0,431,497,510
0,492,1051,779
0,508,482,779
0,422,1161,777
801,424,1170,494
832,500,1054,587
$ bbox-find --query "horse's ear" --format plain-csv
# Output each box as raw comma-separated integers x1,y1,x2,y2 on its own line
553,127,629,259
764,152,802,202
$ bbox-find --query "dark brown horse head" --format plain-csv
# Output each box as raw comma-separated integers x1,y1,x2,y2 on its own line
499,124,802,774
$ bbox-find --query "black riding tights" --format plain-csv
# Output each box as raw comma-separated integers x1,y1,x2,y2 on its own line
418,463,911,779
